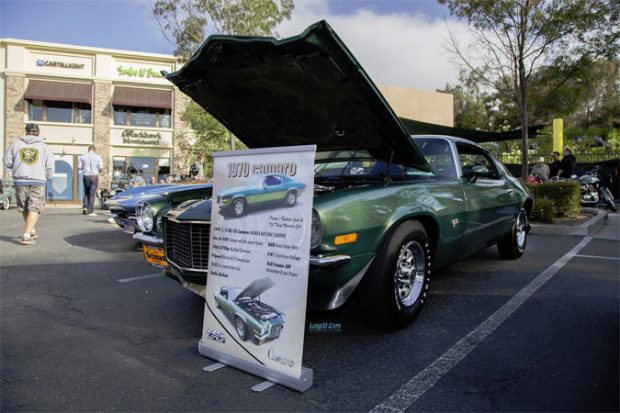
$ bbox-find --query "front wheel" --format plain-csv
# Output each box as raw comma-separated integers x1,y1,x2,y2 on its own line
0,197,9,210
235,317,248,341
599,187,617,212
284,190,297,207
497,208,528,259
356,220,431,330
232,198,246,217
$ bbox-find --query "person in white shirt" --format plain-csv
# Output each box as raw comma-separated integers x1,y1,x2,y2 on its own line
78,146,103,216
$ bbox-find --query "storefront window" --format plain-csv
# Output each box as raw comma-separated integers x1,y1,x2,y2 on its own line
27,100,91,124
28,100,44,121
113,106,171,128
46,101,73,123
158,158,170,182
112,157,129,189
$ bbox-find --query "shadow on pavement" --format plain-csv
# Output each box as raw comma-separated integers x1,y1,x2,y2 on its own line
64,230,142,253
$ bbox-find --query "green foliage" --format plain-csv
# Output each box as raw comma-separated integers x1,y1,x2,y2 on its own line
530,197,556,223
153,0,294,173
439,0,619,179
178,102,246,177
153,0,294,61
527,181,581,218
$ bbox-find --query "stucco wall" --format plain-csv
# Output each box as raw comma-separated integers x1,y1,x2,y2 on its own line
378,84,454,127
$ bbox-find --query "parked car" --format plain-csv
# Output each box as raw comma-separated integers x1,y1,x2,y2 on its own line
159,21,532,329
217,174,306,217
0,178,16,210
214,277,285,345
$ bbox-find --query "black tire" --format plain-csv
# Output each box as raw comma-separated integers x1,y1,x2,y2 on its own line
600,187,617,212
284,190,297,207
232,198,246,217
497,208,528,259
356,220,431,330
0,198,9,210
235,316,248,341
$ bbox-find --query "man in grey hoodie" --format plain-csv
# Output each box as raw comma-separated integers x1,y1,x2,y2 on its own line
3,123,55,245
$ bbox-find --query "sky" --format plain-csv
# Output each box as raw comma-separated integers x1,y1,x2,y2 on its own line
0,0,469,91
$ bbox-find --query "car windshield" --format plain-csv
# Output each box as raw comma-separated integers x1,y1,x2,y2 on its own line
245,175,264,187
314,149,433,181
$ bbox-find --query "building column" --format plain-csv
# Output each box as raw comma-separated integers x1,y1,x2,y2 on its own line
93,80,112,189
172,89,191,177
4,73,26,148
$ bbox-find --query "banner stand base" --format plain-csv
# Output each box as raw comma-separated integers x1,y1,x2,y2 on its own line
198,339,313,393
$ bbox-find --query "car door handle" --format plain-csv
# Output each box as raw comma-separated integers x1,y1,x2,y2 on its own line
506,189,514,194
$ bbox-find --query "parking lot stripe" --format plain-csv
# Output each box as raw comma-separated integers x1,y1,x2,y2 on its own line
370,236,593,413
117,273,163,283
574,254,620,260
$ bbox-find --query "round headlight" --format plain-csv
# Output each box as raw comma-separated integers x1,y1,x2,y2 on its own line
138,202,154,232
310,209,323,249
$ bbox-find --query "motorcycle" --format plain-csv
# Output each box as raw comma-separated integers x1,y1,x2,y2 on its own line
576,166,617,212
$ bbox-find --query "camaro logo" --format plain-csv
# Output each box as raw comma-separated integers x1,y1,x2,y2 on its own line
20,148,39,165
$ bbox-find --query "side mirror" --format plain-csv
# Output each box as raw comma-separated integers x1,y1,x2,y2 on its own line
472,165,490,177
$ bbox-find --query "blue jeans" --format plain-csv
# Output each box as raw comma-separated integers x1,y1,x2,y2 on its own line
83,175,99,214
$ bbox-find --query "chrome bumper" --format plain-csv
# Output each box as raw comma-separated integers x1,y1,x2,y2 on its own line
133,232,163,246
309,254,351,268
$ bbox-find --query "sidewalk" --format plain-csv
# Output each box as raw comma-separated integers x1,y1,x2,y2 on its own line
593,212,620,240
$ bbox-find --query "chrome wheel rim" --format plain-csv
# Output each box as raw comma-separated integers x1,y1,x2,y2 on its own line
286,192,296,205
394,240,426,307
236,319,245,337
233,200,244,216
2,199,7,209
516,211,527,251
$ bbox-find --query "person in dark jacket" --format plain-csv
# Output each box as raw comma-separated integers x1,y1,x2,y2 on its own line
556,147,577,179
549,151,561,178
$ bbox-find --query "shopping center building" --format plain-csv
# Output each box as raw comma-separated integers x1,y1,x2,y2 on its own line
1,38,453,205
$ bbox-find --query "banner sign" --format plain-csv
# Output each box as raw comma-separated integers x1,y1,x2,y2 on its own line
199,145,316,392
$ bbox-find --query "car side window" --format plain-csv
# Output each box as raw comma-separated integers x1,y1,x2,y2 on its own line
264,175,281,186
414,138,458,178
456,143,500,179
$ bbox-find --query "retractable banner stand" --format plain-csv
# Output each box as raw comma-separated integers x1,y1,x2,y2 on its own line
199,145,316,392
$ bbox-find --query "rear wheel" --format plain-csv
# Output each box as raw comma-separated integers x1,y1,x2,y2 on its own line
356,220,431,330
497,208,528,259
600,187,617,212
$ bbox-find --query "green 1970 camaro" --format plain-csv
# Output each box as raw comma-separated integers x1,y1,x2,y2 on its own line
160,21,532,329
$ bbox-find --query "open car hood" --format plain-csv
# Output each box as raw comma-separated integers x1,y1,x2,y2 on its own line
238,277,275,299
165,20,429,171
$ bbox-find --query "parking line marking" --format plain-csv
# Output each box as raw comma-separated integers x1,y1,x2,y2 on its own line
117,273,163,283
370,236,593,413
574,254,620,260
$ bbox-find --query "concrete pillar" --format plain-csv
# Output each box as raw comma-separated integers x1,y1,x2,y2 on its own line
93,81,112,189
172,88,191,177
553,118,563,154
4,74,26,148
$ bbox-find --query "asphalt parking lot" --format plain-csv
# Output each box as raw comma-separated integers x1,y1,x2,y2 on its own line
1,208,618,412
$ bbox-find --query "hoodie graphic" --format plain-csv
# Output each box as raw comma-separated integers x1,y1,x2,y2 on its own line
3,135,55,185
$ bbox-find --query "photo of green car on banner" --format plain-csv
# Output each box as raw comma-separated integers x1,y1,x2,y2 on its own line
200,145,316,392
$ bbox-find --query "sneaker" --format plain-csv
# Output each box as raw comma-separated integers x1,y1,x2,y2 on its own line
20,237,36,245
82,208,87,215
88,213,97,216
30,231,38,240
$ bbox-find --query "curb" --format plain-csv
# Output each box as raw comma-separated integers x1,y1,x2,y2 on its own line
529,207,608,236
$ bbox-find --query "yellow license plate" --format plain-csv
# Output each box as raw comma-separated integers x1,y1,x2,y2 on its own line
143,245,168,268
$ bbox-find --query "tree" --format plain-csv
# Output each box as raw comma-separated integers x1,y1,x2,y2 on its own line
440,0,619,179
153,0,294,172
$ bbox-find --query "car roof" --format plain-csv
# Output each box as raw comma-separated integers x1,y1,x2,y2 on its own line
411,134,479,147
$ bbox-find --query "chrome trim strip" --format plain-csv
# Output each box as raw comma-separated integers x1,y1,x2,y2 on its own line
166,217,211,225
325,258,374,310
167,258,210,273
309,254,351,267
133,233,163,245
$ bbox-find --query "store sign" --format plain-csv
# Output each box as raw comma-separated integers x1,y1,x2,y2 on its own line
36,59,85,70
29,52,92,76
110,128,172,147
116,65,163,78
121,129,162,145
199,145,316,392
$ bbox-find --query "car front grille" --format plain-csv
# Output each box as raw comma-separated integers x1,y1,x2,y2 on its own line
164,219,211,271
